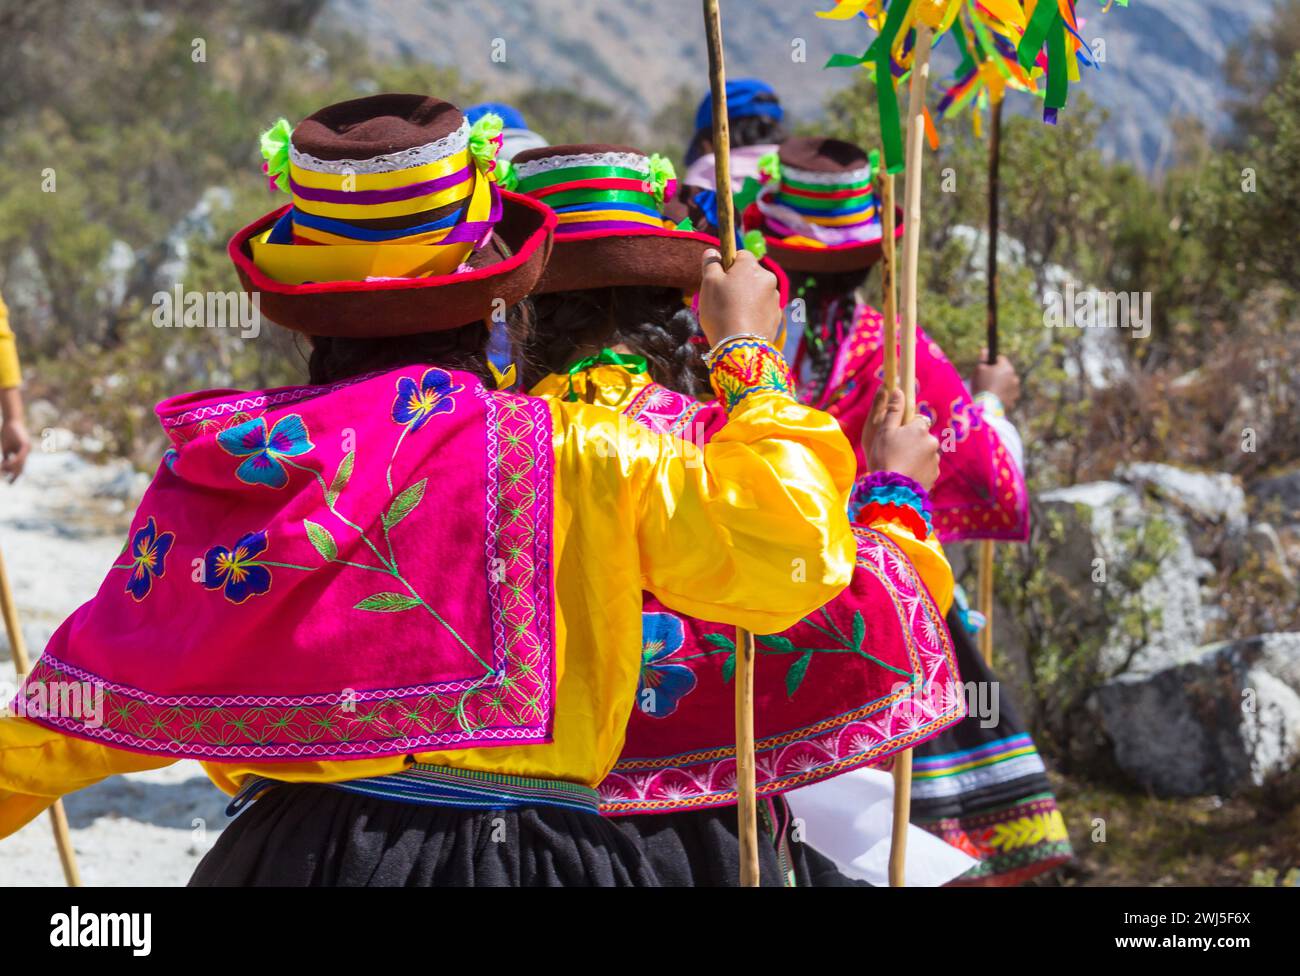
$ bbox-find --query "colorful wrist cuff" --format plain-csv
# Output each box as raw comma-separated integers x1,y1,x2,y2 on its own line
707,338,795,412
850,471,934,540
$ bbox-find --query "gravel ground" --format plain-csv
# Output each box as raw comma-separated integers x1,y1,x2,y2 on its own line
1,449,228,886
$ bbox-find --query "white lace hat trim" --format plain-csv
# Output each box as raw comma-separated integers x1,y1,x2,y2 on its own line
780,161,874,187
511,150,650,182
290,120,471,175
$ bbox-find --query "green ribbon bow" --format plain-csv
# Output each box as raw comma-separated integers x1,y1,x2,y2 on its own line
756,150,781,182
496,158,519,191
564,349,648,401
468,113,504,174
645,153,677,207
259,117,293,194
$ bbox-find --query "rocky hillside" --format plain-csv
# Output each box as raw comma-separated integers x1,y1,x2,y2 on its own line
319,0,1275,171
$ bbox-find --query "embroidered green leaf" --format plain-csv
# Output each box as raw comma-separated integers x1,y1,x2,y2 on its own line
786,651,814,698
383,478,428,529
326,451,354,505
354,592,422,612
703,632,734,652
758,634,797,654
851,611,866,652
304,520,337,561
722,650,736,684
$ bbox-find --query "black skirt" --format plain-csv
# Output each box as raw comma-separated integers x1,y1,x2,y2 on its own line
612,796,870,887
189,783,659,887
907,608,1073,885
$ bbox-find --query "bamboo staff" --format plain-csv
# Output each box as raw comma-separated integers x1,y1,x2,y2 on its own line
888,17,937,891
0,544,81,886
879,171,898,391
702,0,760,888
977,97,1004,667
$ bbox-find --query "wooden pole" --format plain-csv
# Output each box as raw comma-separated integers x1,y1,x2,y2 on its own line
0,543,82,886
888,20,936,890
703,0,759,889
880,170,899,391
977,98,1004,667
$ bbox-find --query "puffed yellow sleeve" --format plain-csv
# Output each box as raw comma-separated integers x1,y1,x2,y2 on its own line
0,716,173,838
0,294,21,389
554,364,857,634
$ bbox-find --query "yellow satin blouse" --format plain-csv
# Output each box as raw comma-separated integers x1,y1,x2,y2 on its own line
0,382,857,837
0,294,21,389
532,364,954,613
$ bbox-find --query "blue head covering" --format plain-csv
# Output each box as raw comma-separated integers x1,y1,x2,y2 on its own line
465,101,528,131
693,79,783,134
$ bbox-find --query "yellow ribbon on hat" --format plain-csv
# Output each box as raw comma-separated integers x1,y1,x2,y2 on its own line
250,166,494,285
289,148,472,191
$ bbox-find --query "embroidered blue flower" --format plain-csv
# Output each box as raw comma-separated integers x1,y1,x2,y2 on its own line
391,368,463,431
125,516,175,602
638,612,697,718
217,414,313,489
203,531,273,604
161,448,179,474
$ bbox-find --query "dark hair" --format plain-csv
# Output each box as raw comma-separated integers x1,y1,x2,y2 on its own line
307,300,534,387
304,232,534,388
523,286,710,397
684,108,788,165
789,267,871,401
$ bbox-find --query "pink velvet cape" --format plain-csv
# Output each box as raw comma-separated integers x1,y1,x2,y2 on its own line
15,366,557,761
598,382,965,815
807,305,1030,543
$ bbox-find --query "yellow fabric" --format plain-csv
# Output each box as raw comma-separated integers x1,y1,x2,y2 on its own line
292,174,474,220
0,384,856,837
290,149,472,191
251,169,491,284
0,294,21,389
529,366,955,618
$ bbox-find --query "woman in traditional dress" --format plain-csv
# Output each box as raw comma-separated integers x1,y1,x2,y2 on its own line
510,141,965,885
0,95,860,887
736,134,1072,885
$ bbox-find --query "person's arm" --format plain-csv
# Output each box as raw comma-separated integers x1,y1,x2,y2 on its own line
972,353,1024,473
0,716,175,838
0,296,30,481
557,250,856,634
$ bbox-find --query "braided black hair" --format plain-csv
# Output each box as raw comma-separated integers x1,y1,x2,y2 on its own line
790,267,871,403
683,106,788,165
523,286,710,397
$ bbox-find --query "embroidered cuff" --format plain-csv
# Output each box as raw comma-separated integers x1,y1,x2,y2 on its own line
850,471,934,540
974,390,1006,422
707,338,795,412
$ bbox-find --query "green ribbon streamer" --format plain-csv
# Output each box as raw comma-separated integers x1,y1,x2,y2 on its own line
824,0,911,174
952,19,976,77
1045,14,1069,110
1018,0,1061,70
564,349,648,401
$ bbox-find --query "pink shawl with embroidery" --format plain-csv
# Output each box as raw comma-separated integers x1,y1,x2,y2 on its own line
16,366,556,761
598,382,964,815
809,305,1030,542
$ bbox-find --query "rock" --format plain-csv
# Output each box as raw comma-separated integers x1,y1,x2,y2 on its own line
1037,481,1205,675
1249,468,1300,525
1243,522,1295,584
1095,633,1300,796
1117,462,1248,538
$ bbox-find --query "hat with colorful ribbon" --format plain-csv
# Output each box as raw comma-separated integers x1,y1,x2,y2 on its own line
745,135,902,275
228,93,556,337
509,142,723,294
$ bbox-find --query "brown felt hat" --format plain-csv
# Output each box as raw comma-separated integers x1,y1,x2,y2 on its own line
511,143,720,294
229,93,556,336
747,135,902,276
